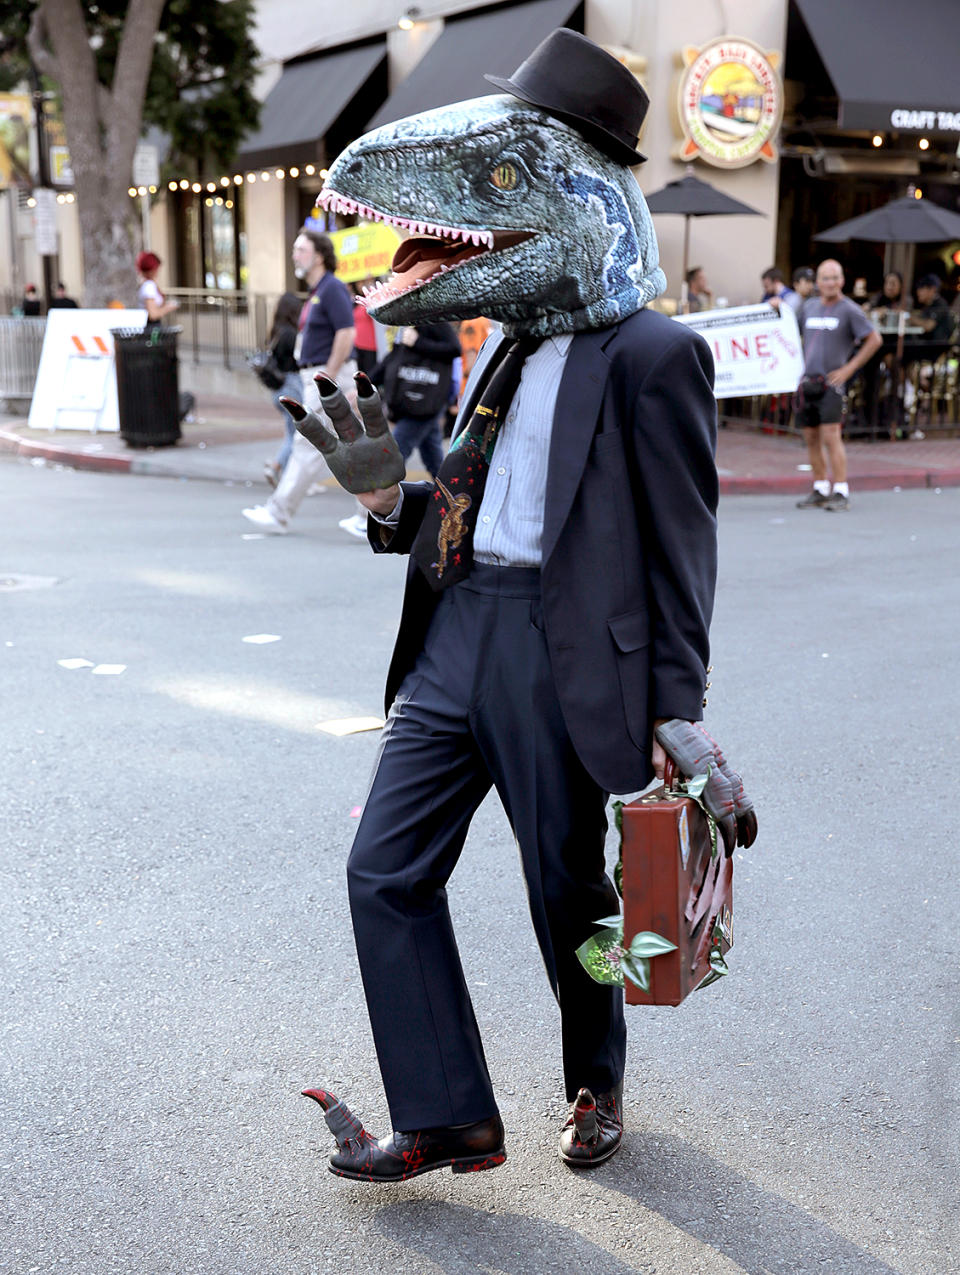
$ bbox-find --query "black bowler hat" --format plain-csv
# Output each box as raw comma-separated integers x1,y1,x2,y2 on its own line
485,28,648,166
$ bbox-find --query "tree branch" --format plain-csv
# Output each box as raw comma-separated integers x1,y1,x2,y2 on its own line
26,7,58,80
105,0,166,167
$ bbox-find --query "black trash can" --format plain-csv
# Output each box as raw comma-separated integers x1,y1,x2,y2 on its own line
112,326,182,447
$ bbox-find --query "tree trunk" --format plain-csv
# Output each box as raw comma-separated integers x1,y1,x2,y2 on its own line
29,0,166,307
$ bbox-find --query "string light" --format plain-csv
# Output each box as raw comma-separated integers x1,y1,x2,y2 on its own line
872,134,883,147
246,172,257,182
260,171,270,181
289,166,299,178
918,137,930,150
179,179,189,190
914,187,923,199
206,181,217,192
275,168,285,179
191,182,202,193
304,164,315,175
168,180,177,191
127,186,137,196
220,176,230,187
233,174,243,184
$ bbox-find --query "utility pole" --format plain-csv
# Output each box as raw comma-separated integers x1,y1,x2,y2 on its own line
28,61,57,310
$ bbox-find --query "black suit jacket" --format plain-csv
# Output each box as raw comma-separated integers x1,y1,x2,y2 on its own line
371,307,718,795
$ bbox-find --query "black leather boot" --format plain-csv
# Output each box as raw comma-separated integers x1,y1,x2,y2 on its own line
303,1088,506,1183
558,1082,623,1166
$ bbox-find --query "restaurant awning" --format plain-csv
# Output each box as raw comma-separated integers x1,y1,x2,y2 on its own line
792,0,960,135
366,0,584,132
238,40,387,170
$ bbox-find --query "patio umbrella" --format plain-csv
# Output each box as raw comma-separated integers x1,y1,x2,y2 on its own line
814,195,960,244
643,172,764,309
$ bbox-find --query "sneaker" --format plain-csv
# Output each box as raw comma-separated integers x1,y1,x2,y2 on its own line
823,492,850,512
796,489,829,509
242,505,288,534
338,513,369,540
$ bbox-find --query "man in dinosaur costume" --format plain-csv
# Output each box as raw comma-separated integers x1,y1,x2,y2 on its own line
291,29,756,1182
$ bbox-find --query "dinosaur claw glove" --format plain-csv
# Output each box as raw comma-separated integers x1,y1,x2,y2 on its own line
284,376,406,495
654,719,758,856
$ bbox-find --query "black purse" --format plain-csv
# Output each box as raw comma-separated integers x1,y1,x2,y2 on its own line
248,346,285,390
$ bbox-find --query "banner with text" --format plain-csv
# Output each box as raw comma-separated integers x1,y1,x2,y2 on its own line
673,302,803,398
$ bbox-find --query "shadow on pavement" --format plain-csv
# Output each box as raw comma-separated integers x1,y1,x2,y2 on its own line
601,1131,904,1275
370,1131,908,1275
373,1200,648,1274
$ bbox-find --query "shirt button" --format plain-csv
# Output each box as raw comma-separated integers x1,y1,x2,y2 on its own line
482,515,491,524
497,466,506,475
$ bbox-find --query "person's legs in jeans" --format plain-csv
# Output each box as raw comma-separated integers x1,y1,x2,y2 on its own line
268,361,357,525
393,413,444,478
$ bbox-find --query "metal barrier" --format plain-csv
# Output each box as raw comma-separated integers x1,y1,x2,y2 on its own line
165,289,297,369
0,317,46,402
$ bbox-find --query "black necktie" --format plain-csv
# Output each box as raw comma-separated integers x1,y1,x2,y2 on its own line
412,335,543,591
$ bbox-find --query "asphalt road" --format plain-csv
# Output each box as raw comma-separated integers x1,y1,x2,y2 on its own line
1,457,956,1275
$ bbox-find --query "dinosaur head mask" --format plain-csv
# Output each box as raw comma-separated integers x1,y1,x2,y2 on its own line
317,95,666,338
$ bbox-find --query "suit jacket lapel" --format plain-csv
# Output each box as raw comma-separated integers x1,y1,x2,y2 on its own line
451,331,506,442
541,328,614,566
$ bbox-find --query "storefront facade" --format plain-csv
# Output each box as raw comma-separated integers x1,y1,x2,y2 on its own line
4,0,957,312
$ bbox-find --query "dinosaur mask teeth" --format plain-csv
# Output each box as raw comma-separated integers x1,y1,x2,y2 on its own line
315,188,531,309
316,187,497,250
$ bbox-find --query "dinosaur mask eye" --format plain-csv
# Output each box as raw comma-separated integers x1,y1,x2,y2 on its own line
490,162,518,191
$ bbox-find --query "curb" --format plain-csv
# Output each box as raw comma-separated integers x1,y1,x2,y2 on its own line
4,424,960,495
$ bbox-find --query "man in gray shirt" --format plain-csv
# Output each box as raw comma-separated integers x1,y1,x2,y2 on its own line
795,259,881,511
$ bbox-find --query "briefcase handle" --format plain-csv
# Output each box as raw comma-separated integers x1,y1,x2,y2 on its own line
663,757,678,790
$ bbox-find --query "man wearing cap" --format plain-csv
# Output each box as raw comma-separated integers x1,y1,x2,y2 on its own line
295,28,754,1183
914,274,954,341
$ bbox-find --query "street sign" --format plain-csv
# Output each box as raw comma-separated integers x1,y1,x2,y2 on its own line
32,187,58,256
133,142,159,189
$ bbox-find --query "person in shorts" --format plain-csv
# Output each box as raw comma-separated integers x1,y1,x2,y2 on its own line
795,259,881,512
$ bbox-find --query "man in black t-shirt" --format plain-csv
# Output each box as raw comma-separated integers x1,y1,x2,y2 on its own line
794,260,882,512
914,275,954,341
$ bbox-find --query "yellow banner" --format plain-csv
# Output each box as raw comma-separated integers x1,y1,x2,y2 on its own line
331,223,401,284
0,93,32,189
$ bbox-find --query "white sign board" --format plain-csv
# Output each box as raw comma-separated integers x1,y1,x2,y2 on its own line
32,187,58,256
28,309,147,433
133,142,159,189
673,303,804,399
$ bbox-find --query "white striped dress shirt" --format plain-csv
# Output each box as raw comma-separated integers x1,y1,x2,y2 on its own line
473,332,572,567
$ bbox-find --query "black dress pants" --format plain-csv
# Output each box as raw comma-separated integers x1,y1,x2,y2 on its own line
347,563,626,1131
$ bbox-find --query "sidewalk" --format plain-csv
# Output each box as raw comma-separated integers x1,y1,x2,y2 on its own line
2,391,959,494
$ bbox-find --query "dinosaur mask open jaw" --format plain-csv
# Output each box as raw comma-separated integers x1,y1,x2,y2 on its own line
315,187,532,308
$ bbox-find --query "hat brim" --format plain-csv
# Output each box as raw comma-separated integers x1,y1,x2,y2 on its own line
484,73,646,166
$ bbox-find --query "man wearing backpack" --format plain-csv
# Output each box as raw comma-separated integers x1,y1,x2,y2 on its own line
381,322,461,479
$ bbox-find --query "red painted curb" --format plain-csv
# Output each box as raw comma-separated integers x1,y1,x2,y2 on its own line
0,426,133,472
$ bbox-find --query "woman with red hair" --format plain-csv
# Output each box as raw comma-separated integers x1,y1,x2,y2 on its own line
136,251,178,326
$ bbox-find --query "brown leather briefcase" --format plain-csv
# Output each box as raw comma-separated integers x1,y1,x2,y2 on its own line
621,761,733,1006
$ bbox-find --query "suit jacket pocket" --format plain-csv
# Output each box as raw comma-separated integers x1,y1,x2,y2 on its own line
607,609,651,751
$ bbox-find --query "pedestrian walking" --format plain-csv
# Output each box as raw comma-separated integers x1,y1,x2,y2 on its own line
260,292,304,487
242,230,356,536
294,27,754,1183
377,321,460,477
795,259,882,512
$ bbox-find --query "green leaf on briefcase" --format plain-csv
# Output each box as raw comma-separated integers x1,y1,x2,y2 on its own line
575,926,625,987
684,770,710,799
697,968,724,989
594,914,624,929
612,799,624,835
621,952,651,992
628,931,678,959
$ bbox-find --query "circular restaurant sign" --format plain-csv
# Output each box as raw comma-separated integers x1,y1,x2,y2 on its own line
678,38,783,168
